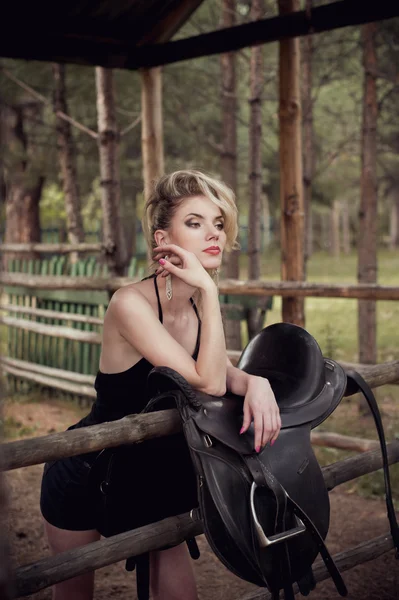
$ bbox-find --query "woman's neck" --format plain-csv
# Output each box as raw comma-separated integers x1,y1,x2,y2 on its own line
156,274,197,316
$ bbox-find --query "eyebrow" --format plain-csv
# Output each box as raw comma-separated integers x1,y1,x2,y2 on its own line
185,213,224,220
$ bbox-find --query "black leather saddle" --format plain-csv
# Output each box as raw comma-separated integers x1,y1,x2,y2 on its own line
146,323,399,599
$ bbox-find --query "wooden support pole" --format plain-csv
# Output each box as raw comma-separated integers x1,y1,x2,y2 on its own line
358,23,378,366
278,0,305,326
141,67,164,202
95,67,127,277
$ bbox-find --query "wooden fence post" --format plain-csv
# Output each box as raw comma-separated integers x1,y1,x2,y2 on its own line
278,0,305,326
141,67,164,203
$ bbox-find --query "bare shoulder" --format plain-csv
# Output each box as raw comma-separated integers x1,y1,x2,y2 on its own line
107,278,157,320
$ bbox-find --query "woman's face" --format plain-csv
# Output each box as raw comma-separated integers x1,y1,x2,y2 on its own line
161,195,227,270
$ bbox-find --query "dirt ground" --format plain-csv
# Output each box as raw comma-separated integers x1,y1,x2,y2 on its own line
3,400,399,600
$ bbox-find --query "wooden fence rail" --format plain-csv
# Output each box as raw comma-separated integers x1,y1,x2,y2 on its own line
0,304,103,325
0,243,103,254
1,363,399,470
2,272,399,300
10,441,399,597
0,316,101,344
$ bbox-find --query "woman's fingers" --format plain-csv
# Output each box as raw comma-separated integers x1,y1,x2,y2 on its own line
153,244,188,260
253,413,264,452
155,255,182,274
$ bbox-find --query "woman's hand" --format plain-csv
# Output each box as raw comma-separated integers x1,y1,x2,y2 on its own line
240,376,281,452
153,244,215,291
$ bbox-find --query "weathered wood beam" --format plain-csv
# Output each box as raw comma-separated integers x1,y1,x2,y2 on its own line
241,532,394,600
1,364,96,399
13,513,203,598
0,304,103,325
1,377,398,472
0,357,95,386
12,484,399,597
322,440,399,491
0,410,181,471
218,280,399,300
2,273,399,300
137,0,204,45
311,431,379,453
0,243,102,253
0,316,101,344
1,2,398,70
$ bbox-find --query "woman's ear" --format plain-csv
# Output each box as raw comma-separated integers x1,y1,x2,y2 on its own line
154,230,168,247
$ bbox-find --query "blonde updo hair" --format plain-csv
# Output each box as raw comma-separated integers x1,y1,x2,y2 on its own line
142,170,239,258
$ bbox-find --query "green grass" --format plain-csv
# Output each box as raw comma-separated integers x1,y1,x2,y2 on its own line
238,249,399,363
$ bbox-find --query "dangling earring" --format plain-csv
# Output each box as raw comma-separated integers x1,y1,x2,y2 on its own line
165,256,173,300
212,268,220,288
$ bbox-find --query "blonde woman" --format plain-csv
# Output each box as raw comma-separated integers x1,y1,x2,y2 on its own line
40,170,281,600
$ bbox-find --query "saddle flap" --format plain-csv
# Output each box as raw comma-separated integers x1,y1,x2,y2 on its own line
192,394,255,455
147,367,255,454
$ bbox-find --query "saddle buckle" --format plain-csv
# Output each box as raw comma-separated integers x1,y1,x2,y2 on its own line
203,435,213,448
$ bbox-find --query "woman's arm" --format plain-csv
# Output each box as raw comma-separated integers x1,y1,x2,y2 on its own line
226,356,281,451
108,282,226,396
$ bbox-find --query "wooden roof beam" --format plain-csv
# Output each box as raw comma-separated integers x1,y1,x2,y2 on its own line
136,0,205,45
1,0,398,70
126,0,399,69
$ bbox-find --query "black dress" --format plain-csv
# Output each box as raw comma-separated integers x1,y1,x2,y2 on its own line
40,275,200,531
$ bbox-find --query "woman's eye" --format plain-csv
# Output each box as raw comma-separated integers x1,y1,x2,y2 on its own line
216,223,224,230
188,222,200,228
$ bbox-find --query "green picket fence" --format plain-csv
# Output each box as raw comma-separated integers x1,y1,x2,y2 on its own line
3,255,145,401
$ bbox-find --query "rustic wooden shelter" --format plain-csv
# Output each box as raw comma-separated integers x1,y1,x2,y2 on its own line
1,2,399,599
3,0,399,321
1,1,398,69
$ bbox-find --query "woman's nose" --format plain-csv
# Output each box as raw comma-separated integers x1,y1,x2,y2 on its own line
206,228,219,240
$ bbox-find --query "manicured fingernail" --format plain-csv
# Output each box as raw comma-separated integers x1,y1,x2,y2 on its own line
271,440,275,446
255,445,261,453
239,427,245,434
159,259,166,265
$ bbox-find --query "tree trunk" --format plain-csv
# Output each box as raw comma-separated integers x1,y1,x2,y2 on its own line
278,0,305,326
330,199,340,258
52,64,84,264
389,183,399,249
262,192,271,248
358,23,378,369
302,0,314,268
3,105,43,265
95,67,127,278
220,0,241,350
341,198,351,254
247,0,264,340
141,67,164,202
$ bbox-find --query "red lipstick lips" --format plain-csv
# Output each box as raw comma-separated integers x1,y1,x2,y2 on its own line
204,246,221,255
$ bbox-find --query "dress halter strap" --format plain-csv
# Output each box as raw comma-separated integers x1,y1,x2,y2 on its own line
153,275,163,323
153,275,201,358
